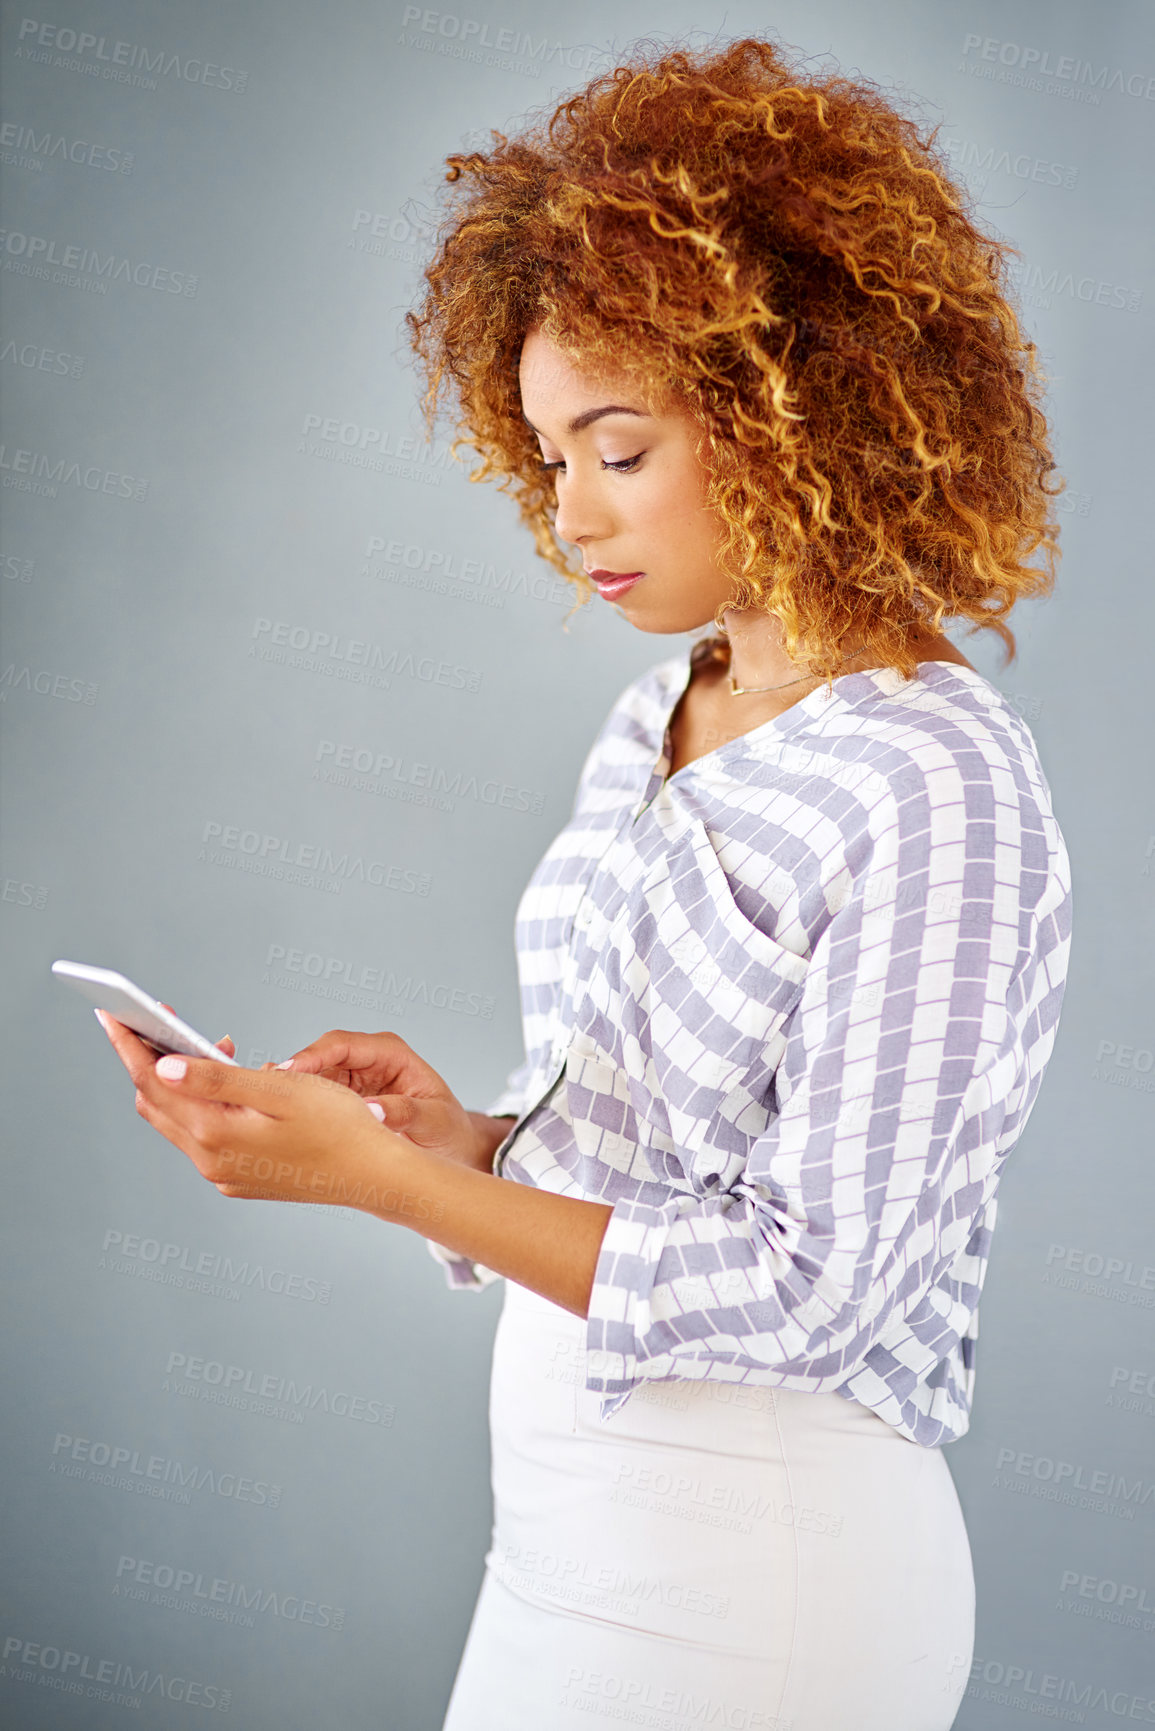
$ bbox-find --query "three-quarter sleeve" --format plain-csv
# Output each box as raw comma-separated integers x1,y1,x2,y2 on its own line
582,763,1073,1443
422,659,678,1295
424,1239,505,1290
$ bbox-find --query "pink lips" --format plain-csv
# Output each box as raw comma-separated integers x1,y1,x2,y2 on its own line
587,569,644,601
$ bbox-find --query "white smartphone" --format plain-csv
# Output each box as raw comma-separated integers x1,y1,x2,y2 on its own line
52,960,240,1066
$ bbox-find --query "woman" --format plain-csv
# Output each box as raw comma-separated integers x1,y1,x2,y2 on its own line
101,34,1072,1731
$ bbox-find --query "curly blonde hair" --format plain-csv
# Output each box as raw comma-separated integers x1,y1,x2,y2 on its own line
404,33,1063,684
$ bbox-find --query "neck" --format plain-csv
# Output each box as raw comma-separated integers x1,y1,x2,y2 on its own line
720,608,872,692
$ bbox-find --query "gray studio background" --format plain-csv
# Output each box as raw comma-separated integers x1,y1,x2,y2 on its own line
1,1,1152,1727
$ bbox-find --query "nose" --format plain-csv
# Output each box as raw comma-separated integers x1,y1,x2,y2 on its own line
551,471,611,551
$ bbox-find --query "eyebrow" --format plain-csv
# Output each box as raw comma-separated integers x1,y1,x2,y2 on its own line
521,404,652,437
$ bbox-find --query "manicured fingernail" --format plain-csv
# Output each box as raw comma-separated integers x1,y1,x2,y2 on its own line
366,1101,385,1122
275,1059,294,1070
156,1055,187,1080
94,1008,109,1030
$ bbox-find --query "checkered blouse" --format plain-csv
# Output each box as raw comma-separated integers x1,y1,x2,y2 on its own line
429,638,1073,1447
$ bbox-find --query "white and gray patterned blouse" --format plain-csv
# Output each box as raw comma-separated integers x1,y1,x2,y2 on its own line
429,637,1073,1448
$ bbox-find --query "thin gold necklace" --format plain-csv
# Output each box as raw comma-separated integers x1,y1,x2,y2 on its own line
719,639,874,696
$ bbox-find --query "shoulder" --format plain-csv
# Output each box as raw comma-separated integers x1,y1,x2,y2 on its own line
831,665,1070,946
769,661,1061,822
863,659,1045,757
857,663,1064,847
710,660,1070,942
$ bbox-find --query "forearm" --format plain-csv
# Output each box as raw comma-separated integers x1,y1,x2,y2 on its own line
365,1143,614,1318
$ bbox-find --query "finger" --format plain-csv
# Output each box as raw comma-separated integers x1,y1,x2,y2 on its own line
278,1028,413,1085
98,1012,166,1086
131,1073,250,1180
273,1027,362,1075
366,1093,452,1144
369,1093,418,1132
132,1087,195,1145
150,1052,298,1116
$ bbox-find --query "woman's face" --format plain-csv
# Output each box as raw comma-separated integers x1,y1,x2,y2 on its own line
518,326,735,633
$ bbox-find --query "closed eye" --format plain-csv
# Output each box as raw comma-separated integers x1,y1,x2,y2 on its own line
538,454,644,475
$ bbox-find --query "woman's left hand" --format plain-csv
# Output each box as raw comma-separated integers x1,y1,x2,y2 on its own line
97,1011,415,1213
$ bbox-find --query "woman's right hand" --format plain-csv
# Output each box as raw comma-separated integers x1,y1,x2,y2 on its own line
265,1029,511,1172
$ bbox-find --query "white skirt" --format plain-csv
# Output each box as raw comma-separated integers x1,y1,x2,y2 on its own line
442,1277,975,1731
